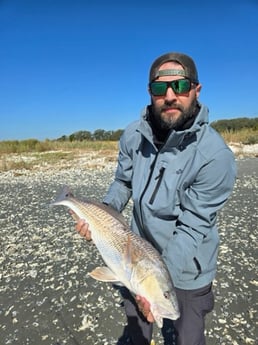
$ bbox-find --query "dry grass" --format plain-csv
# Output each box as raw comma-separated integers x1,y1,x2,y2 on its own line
1,130,257,172
0,140,119,172
220,128,258,145
0,139,118,154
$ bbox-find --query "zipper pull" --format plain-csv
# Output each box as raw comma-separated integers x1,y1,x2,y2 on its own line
155,167,165,180
149,167,166,204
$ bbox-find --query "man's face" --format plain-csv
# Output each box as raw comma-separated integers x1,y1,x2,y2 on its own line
149,61,202,131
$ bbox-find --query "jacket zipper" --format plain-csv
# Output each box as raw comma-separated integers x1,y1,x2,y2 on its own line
137,154,162,251
139,154,158,209
149,167,165,204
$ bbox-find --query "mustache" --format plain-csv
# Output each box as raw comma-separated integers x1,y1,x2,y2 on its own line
162,102,184,112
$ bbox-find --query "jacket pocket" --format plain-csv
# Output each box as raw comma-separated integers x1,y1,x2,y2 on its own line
180,256,202,282
193,257,202,280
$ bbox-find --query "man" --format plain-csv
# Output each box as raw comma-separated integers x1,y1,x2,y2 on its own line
76,52,236,345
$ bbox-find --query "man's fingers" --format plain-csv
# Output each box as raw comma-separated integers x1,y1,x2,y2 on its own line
74,218,92,241
135,295,154,323
146,312,155,323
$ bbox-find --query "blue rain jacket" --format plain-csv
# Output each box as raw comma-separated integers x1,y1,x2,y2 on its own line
104,104,236,289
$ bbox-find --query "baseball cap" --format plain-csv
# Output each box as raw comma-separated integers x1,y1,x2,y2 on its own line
149,52,199,84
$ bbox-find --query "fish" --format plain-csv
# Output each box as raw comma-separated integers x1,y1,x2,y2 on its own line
50,186,180,328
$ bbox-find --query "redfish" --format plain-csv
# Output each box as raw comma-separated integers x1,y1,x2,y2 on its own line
51,186,180,328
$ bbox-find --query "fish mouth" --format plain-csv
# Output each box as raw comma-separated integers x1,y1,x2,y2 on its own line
152,304,180,328
159,309,180,321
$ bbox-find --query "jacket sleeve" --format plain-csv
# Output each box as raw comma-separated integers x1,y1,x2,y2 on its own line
103,131,133,212
179,148,236,234
162,148,236,279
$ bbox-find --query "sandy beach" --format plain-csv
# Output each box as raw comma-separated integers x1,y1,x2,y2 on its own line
0,155,257,345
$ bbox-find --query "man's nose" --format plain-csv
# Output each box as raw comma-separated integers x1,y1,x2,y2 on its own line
165,86,177,101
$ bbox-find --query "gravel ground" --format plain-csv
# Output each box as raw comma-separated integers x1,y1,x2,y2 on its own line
0,157,257,345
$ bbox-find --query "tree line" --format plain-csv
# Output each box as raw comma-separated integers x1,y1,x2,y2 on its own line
57,129,124,142
1,117,257,154
211,117,258,132
57,117,258,142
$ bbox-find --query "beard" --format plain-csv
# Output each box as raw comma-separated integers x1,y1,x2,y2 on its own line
151,98,199,132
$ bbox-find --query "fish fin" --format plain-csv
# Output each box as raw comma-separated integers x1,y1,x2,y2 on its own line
124,235,132,265
124,235,138,267
121,235,133,276
97,203,128,227
88,267,121,283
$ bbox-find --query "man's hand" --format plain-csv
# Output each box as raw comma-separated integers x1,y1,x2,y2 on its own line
76,219,92,241
135,295,155,323
70,211,92,241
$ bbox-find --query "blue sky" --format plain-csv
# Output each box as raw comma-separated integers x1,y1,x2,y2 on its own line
1,0,257,141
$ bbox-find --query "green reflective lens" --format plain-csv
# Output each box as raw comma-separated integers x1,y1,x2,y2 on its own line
150,79,191,96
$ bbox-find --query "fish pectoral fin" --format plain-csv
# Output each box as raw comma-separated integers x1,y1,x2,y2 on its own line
88,267,121,283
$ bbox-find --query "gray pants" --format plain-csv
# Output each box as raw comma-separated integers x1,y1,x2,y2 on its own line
116,283,214,345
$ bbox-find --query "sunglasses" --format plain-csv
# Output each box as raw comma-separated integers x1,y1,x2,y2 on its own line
149,79,192,96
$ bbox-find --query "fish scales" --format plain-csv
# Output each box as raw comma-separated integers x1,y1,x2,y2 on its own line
72,199,139,255
69,197,156,261
51,186,180,328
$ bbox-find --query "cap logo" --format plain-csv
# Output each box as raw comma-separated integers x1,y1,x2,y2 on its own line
155,69,187,79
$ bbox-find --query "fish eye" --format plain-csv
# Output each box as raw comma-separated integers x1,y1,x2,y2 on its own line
163,291,170,299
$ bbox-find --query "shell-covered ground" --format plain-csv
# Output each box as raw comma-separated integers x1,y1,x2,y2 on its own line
0,157,257,345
